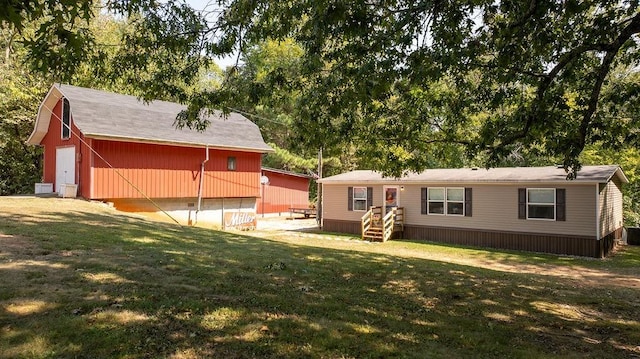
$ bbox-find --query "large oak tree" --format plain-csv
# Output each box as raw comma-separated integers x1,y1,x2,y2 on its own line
3,0,639,177
217,0,640,177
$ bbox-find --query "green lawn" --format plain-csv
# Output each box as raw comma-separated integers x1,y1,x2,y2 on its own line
1,197,639,358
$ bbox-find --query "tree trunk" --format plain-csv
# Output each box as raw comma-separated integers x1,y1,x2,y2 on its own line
4,26,16,63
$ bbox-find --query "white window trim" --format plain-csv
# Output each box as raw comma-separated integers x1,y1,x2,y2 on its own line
446,187,465,216
427,187,445,215
427,187,465,216
526,188,556,221
353,186,368,212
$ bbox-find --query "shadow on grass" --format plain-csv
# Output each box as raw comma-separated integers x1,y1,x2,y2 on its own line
0,199,639,358
394,237,640,269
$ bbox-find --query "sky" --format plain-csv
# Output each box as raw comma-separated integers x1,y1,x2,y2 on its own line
185,0,240,69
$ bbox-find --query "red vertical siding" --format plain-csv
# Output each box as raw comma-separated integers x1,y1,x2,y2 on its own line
91,140,261,199
256,170,311,214
78,133,91,199
39,99,92,197
41,100,63,184
38,98,263,200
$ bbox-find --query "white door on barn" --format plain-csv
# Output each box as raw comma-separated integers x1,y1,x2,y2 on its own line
55,147,76,193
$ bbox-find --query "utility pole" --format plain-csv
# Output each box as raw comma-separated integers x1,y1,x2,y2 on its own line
316,147,323,227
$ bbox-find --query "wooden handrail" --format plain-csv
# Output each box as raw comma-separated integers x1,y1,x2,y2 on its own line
362,206,382,240
361,208,372,240
394,207,404,225
362,206,403,241
382,209,395,242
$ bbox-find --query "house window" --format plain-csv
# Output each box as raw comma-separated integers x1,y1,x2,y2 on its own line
353,187,368,211
447,188,465,215
427,187,465,215
527,188,555,220
227,156,236,171
348,187,372,212
427,187,445,214
61,98,71,139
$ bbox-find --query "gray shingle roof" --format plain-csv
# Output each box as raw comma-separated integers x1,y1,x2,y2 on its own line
262,167,314,179
55,84,272,152
318,165,628,184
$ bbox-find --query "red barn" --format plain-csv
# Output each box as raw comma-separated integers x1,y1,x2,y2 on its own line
27,84,272,227
257,167,313,216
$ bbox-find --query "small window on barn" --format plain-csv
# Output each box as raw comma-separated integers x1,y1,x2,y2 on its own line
61,98,71,139
527,188,555,220
227,156,236,171
353,187,368,211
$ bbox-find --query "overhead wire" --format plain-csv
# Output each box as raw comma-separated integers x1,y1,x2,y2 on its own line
227,107,290,126
41,100,182,226
41,96,299,227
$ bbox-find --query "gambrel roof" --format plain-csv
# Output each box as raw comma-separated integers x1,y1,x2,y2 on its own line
27,84,272,153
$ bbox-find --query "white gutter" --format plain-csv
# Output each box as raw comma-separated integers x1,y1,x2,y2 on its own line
195,145,210,224
83,134,273,153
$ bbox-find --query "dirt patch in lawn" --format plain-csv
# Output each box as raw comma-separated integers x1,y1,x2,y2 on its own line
0,233,42,258
435,248,640,290
379,244,640,290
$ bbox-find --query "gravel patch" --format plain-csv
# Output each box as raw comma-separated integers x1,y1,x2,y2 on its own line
256,216,319,231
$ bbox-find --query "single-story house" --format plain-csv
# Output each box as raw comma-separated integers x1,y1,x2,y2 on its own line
318,165,627,258
27,84,272,227
257,167,313,216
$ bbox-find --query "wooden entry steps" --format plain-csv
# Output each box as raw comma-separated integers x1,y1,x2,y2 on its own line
361,206,404,242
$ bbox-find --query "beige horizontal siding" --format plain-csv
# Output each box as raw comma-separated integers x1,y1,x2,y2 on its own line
322,184,381,222
599,178,624,237
323,183,597,237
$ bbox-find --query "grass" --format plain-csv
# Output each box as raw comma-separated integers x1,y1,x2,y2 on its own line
0,197,639,358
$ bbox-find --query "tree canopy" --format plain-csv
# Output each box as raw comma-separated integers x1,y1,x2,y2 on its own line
214,0,640,177
3,0,640,178
0,63,45,195
4,0,640,223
